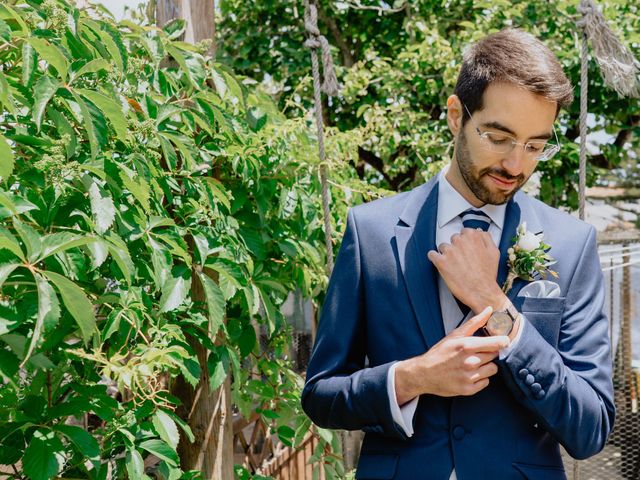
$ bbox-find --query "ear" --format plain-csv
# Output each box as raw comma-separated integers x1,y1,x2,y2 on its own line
447,95,463,135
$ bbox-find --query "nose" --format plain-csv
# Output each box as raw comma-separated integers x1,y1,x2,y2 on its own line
501,145,528,177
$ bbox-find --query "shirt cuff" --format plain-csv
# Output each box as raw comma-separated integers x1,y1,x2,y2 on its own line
498,314,527,360
386,362,418,437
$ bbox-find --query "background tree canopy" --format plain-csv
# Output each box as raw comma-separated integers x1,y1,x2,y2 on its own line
218,0,640,209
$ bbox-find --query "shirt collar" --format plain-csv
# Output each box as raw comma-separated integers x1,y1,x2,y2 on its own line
436,165,506,230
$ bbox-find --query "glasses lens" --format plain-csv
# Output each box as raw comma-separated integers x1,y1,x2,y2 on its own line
481,131,514,154
524,141,547,157
477,125,561,161
537,144,560,161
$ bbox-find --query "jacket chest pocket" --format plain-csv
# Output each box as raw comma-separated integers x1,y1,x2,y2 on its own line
514,296,566,347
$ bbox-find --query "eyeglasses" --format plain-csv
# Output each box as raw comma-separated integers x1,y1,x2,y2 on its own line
462,104,561,162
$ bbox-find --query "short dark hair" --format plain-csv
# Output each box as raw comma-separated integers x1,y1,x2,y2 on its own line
453,29,574,124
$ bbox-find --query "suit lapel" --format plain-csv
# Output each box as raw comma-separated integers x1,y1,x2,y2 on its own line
498,192,544,303
394,178,445,348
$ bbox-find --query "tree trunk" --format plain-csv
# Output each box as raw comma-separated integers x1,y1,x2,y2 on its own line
172,270,234,478
156,0,216,55
171,266,234,479
157,2,231,478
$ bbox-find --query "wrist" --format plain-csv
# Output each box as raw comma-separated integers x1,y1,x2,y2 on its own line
508,310,522,342
470,285,509,314
394,359,422,405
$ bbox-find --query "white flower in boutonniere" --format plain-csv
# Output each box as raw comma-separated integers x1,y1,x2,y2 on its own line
503,222,558,294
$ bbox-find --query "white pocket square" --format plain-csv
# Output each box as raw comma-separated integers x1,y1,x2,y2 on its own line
517,280,561,298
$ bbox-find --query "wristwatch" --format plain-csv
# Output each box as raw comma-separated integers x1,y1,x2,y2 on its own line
484,301,519,336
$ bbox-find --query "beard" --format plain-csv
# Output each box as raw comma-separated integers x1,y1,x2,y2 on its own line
455,128,528,205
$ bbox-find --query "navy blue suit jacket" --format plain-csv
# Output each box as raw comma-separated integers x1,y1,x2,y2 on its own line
302,177,615,479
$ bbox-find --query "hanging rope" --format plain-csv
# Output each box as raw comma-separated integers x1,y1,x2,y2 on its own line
578,28,589,221
303,0,339,274
576,0,640,222
578,0,640,98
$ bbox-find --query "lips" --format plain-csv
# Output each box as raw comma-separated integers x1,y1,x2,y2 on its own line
487,174,517,189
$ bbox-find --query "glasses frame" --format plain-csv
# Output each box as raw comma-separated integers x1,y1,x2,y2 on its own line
461,103,561,162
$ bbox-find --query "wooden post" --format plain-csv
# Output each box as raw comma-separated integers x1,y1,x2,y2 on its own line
156,2,232,478
156,0,216,55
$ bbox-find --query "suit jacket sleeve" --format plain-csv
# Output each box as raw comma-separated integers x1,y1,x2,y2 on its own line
301,208,409,439
499,226,615,459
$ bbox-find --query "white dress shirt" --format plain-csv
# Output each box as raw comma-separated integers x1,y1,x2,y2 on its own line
385,166,525,479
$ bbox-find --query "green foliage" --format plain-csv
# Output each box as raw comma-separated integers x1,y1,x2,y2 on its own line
218,0,640,208
0,0,357,478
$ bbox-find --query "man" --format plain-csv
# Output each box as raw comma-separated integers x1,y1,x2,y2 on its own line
301,29,615,480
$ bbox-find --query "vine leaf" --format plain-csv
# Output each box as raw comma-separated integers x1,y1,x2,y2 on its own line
152,410,180,450
22,430,65,480
119,164,151,213
105,233,135,283
208,347,230,392
159,265,191,313
22,41,36,87
42,270,97,344
0,227,24,260
139,439,178,467
0,262,19,289
0,133,14,179
86,238,109,269
78,89,128,143
13,218,42,263
125,449,145,480
72,58,112,81
70,93,106,159
55,425,100,468
38,232,96,262
88,181,116,234
28,37,69,81
21,273,60,368
32,76,60,130
197,271,225,338
0,18,11,41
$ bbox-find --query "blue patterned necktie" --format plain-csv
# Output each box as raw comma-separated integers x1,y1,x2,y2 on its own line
455,209,492,319
460,209,491,231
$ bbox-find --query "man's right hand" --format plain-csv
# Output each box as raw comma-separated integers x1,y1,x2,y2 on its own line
394,306,509,405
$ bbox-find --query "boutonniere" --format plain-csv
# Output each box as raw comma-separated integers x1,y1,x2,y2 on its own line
503,222,558,294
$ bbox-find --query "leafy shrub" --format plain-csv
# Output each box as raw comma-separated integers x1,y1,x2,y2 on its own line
0,1,358,478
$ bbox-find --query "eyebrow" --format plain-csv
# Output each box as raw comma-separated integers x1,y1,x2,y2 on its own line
480,121,553,141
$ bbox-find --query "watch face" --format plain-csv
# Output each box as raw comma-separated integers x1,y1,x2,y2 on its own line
486,311,513,336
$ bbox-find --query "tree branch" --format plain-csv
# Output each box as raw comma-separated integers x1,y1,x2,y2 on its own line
588,115,639,169
357,146,418,191
317,5,355,68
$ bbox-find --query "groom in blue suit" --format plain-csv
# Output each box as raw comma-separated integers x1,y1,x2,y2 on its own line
302,29,615,479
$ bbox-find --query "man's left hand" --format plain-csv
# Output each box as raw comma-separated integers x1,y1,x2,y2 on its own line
427,228,506,314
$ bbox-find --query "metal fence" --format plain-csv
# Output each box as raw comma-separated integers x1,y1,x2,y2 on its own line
562,233,640,480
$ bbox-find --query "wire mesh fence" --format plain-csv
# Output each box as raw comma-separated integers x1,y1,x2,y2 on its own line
562,235,640,480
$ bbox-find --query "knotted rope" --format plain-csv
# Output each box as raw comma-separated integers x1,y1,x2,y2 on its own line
576,0,640,221
578,0,640,98
303,0,339,274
